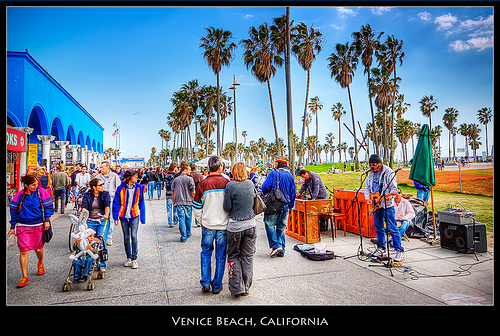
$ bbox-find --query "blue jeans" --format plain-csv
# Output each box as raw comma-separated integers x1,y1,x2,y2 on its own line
147,182,155,199
165,197,178,227
73,257,93,281
416,188,430,202
54,188,66,212
87,219,109,268
200,226,227,292
176,205,192,242
263,206,289,254
120,217,140,260
154,181,162,199
397,219,410,238
373,206,404,251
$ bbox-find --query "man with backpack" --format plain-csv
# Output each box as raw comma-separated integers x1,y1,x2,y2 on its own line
261,159,296,258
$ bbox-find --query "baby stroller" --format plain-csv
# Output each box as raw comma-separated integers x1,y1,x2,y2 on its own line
73,186,88,212
62,210,108,292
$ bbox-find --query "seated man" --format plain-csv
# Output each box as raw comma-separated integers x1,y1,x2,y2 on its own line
297,169,328,200
394,188,416,240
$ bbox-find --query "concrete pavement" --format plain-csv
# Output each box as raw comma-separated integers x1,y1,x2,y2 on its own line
6,197,493,306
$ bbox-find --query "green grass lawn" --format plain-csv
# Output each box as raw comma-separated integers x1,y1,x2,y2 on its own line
303,165,493,232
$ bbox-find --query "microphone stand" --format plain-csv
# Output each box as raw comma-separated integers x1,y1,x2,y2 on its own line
343,171,370,260
368,168,399,277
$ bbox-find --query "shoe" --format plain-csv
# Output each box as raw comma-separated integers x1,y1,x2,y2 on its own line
16,277,29,288
131,260,139,269
370,238,378,244
202,285,211,293
372,247,387,260
270,247,283,257
106,239,113,246
37,263,45,276
212,288,222,295
124,258,132,267
394,250,405,262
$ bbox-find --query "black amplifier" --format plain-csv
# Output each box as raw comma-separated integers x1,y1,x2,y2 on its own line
440,221,487,253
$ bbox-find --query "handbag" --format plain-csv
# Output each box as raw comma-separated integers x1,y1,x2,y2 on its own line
42,221,53,243
261,169,288,215
38,189,53,243
253,194,267,215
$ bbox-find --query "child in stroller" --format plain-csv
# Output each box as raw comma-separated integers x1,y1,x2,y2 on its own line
71,232,100,283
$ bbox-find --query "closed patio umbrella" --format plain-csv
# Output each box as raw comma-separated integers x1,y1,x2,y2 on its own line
409,124,437,240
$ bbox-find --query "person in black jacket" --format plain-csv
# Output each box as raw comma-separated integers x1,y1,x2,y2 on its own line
81,178,110,273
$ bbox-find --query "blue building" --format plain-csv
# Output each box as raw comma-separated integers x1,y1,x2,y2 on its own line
7,50,105,175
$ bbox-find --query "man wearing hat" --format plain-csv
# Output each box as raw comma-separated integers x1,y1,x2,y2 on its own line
364,154,404,262
261,159,296,258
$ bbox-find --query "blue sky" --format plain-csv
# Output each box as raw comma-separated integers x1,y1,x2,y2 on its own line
7,6,494,161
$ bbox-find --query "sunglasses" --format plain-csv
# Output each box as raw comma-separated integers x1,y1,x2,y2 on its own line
97,183,104,187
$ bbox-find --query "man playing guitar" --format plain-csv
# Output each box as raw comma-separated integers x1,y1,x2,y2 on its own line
364,154,404,262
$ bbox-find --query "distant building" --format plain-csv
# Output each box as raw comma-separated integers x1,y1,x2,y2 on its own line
119,156,145,168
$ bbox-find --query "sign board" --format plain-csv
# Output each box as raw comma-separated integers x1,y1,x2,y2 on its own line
27,144,38,173
6,127,27,152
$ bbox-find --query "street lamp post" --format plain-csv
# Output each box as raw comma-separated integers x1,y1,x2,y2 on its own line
229,74,240,164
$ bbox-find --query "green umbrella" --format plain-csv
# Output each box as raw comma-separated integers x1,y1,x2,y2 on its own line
409,124,435,186
409,124,437,240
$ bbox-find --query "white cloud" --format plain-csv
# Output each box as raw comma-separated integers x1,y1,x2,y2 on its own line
418,11,432,21
434,13,458,30
449,40,470,52
337,7,357,17
244,14,253,19
371,7,391,15
449,36,493,52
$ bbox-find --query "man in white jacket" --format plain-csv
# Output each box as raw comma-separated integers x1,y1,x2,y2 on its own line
96,161,122,246
394,188,416,240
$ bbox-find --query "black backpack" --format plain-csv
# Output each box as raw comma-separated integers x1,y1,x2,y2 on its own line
261,169,288,215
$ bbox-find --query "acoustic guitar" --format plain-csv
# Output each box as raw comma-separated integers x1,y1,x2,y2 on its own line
369,192,398,212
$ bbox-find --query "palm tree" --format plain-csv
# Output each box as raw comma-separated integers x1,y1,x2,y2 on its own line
394,118,413,164
477,107,492,158
419,95,438,130
325,132,335,162
327,42,360,170
459,123,471,158
331,102,346,154
241,23,284,157
352,24,383,155
369,66,399,162
467,123,482,158
291,22,325,167
241,130,247,148
198,85,218,156
200,27,237,155
308,95,323,162
377,35,405,167
442,107,459,159
271,12,295,167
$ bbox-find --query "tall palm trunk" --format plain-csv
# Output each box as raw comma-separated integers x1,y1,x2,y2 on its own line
216,74,221,155
298,69,310,166
347,85,359,170
267,79,281,157
285,7,294,169
367,69,379,155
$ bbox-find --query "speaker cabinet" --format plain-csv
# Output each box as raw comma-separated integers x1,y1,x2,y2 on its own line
440,221,487,253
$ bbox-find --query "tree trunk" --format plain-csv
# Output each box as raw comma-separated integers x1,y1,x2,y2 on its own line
347,85,359,170
216,73,221,155
267,79,281,157
285,7,294,169
298,69,310,167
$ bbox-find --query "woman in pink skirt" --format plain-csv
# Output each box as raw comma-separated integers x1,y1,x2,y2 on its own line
7,175,54,288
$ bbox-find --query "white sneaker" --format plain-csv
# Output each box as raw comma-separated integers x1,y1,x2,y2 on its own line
106,239,113,246
394,250,405,262
124,258,132,267
131,260,139,269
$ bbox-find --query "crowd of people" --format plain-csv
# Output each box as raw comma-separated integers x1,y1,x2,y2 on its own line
8,153,418,298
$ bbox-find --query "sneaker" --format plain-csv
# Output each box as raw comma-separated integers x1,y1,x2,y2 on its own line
270,247,283,257
123,258,132,267
131,260,139,269
394,250,405,262
202,285,211,293
37,263,45,276
106,239,113,246
16,277,29,288
372,247,387,260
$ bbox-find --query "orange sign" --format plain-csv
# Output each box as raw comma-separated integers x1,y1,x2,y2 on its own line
27,143,38,174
